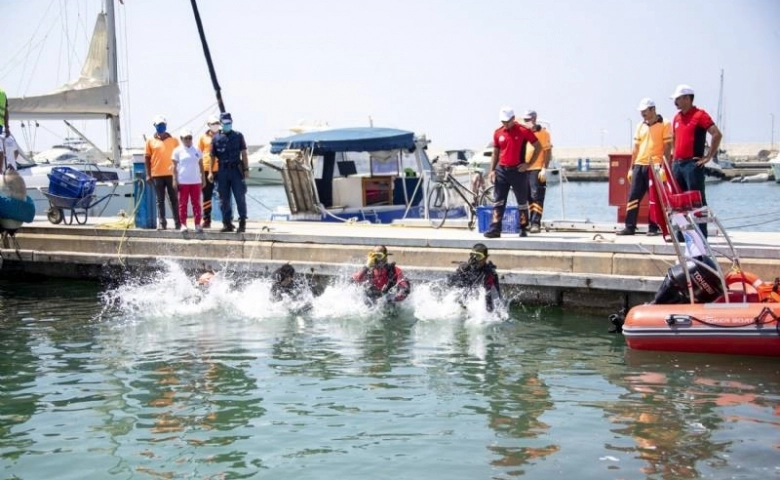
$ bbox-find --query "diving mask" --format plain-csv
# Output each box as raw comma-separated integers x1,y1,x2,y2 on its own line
468,251,486,265
366,251,387,268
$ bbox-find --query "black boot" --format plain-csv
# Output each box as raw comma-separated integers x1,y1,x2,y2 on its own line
220,223,235,233
237,219,246,233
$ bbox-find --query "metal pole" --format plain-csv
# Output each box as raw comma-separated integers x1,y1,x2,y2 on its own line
105,0,121,165
190,0,225,113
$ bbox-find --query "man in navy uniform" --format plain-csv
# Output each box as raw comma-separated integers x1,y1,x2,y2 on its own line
210,112,249,233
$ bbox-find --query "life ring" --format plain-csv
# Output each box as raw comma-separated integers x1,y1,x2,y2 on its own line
725,270,764,290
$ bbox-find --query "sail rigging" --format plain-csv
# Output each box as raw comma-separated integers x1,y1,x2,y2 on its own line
7,12,120,121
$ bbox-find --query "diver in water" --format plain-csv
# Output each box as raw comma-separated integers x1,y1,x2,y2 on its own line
197,266,216,287
608,255,723,333
351,245,411,304
270,263,321,302
447,243,502,312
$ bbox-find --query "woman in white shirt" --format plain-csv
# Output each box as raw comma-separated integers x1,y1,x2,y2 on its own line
172,128,204,232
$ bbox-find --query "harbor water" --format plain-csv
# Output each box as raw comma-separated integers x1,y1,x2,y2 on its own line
1,263,779,479
243,180,780,232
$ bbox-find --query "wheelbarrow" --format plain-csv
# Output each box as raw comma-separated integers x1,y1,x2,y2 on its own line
42,190,118,225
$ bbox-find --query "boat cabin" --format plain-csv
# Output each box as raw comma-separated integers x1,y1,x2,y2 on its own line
269,127,432,223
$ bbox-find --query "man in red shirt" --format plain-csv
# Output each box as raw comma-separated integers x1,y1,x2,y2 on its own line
670,84,722,238
484,107,541,238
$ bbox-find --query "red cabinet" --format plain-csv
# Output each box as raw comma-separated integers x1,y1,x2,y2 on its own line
608,153,649,224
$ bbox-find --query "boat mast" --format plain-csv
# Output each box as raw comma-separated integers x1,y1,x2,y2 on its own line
716,69,724,134
106,0,121,166
190,0,226,114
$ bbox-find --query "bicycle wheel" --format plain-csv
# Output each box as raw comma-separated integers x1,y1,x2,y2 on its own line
477,186,494,206
480,185,518,207
427,183,450,228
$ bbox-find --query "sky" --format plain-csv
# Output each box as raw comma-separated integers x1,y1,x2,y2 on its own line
2,0,779,155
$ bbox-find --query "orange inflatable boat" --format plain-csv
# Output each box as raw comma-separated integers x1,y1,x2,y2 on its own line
622,301,780,357
614,160,780,357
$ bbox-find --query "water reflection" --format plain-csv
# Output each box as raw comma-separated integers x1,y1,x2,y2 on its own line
1,275,778,479
605,352,780,478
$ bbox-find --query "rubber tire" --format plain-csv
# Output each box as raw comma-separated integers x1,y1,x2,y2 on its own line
47,208,64,225
427,183,449,229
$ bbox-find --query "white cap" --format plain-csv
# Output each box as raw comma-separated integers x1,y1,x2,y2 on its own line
637,97,656,111
670,84,694,99
498,106,515,122
206,115,220,125
153,115,167,125
179,128,193,138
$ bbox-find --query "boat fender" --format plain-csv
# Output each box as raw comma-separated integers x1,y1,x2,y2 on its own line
725,270,764,289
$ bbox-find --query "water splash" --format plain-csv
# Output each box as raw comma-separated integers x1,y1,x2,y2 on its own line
99,260,511,326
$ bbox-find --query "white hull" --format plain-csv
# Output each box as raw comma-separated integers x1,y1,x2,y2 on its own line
770,156,780,184
19,164,136,218
245,161,283,185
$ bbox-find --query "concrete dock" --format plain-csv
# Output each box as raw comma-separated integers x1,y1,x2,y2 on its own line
2,216,778,311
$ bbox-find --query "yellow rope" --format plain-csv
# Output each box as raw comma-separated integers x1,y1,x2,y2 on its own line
95,179,146,267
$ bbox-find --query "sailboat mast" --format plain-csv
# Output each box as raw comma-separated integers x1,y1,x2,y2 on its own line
717,69,724,133
190,0,226,114
106,0,121,166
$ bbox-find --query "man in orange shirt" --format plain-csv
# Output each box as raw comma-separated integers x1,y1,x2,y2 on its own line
616,98,672,236
145,115,181,230
198,115,221,229
523,110,553,234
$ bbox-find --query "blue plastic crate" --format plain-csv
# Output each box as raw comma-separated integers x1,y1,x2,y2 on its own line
47,166,97,198
476,205,519,233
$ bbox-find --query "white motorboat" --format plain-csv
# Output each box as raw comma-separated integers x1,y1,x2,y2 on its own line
469,147,562,184
246,145,284,186
246,122,332,186
768,153,780,184
7,2,135,220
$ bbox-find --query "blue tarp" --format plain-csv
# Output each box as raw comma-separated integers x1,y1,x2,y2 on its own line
270,127,416,154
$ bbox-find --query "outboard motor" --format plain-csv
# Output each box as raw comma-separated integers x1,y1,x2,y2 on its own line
652,256,724,305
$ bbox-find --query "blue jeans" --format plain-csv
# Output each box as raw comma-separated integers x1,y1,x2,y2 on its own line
217,167,247,225
672,159,707,237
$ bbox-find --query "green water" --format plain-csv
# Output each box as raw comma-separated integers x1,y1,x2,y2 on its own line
1,277,778,479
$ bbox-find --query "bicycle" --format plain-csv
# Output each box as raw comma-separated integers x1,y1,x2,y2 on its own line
426,160,493,229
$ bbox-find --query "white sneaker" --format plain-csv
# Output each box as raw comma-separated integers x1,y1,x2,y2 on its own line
180,225,188,232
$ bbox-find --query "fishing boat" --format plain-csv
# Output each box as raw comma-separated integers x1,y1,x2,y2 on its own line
612,158,780,356
8,2,135,218
267,127,468,224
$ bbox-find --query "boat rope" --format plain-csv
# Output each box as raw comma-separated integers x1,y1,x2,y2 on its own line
246,192,274,212
667,307,779,332
96,178,148,267
720,213,780,230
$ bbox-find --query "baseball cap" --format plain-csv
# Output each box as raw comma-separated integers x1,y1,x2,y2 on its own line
670,84,695,99
498,107,515,122
206,115,220,125
637,98,656,111
153,115,167,125
179,128,193,138
522,109,537,120
220,112,233,124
